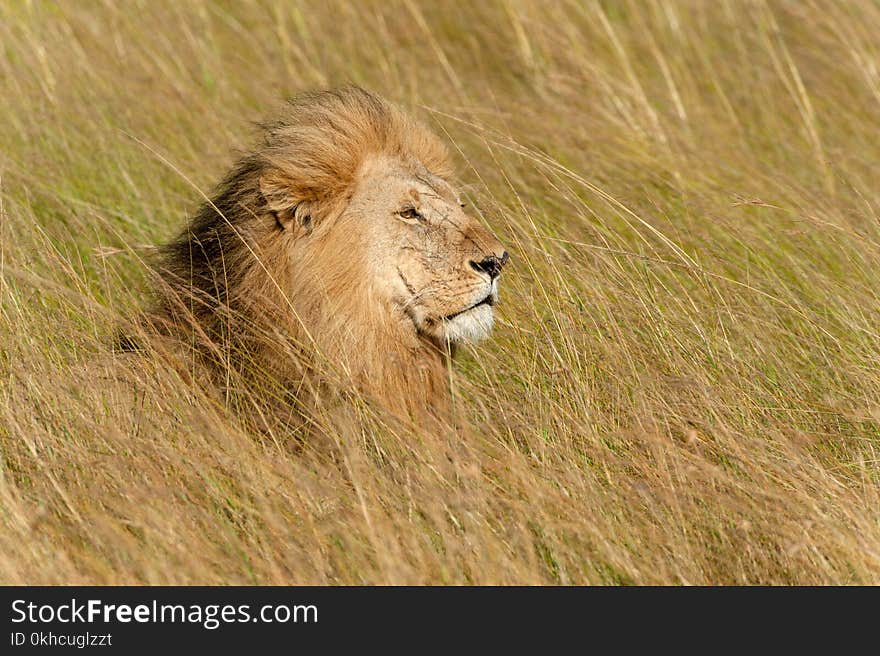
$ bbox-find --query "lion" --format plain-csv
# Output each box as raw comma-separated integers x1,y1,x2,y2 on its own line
142,86,508,425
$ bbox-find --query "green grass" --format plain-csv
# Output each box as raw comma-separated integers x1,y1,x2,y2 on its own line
1,0,879,584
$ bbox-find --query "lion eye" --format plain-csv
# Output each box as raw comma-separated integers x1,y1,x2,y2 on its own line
399,207,424,222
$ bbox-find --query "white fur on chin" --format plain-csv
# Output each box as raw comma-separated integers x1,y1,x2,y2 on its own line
442,304,495,343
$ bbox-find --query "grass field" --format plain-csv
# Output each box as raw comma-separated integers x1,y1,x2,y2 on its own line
2,0,880,584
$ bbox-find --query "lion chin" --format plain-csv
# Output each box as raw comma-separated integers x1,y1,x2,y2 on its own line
441,304,495,344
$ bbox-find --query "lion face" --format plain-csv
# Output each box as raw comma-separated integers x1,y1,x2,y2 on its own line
346,154,508,345
159,87,506,417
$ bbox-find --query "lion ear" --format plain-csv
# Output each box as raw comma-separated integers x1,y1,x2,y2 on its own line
259,174,312,232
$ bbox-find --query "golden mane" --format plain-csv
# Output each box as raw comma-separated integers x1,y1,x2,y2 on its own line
148,87,460,425
258,87,453,221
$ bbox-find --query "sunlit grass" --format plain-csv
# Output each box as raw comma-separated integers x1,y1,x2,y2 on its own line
1,0,879,584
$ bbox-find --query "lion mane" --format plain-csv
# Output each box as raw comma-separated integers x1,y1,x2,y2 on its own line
148,87,464,423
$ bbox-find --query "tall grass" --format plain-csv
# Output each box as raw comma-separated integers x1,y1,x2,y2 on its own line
1,0,879,584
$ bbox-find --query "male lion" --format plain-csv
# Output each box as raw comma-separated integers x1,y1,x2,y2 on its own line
145,86,507,425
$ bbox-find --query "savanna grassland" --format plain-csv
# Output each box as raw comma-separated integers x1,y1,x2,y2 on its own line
2,0,880,585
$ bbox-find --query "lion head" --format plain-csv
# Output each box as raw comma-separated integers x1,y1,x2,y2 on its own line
153,86,508,419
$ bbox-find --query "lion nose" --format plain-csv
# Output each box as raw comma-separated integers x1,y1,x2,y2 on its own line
470,251,509,280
